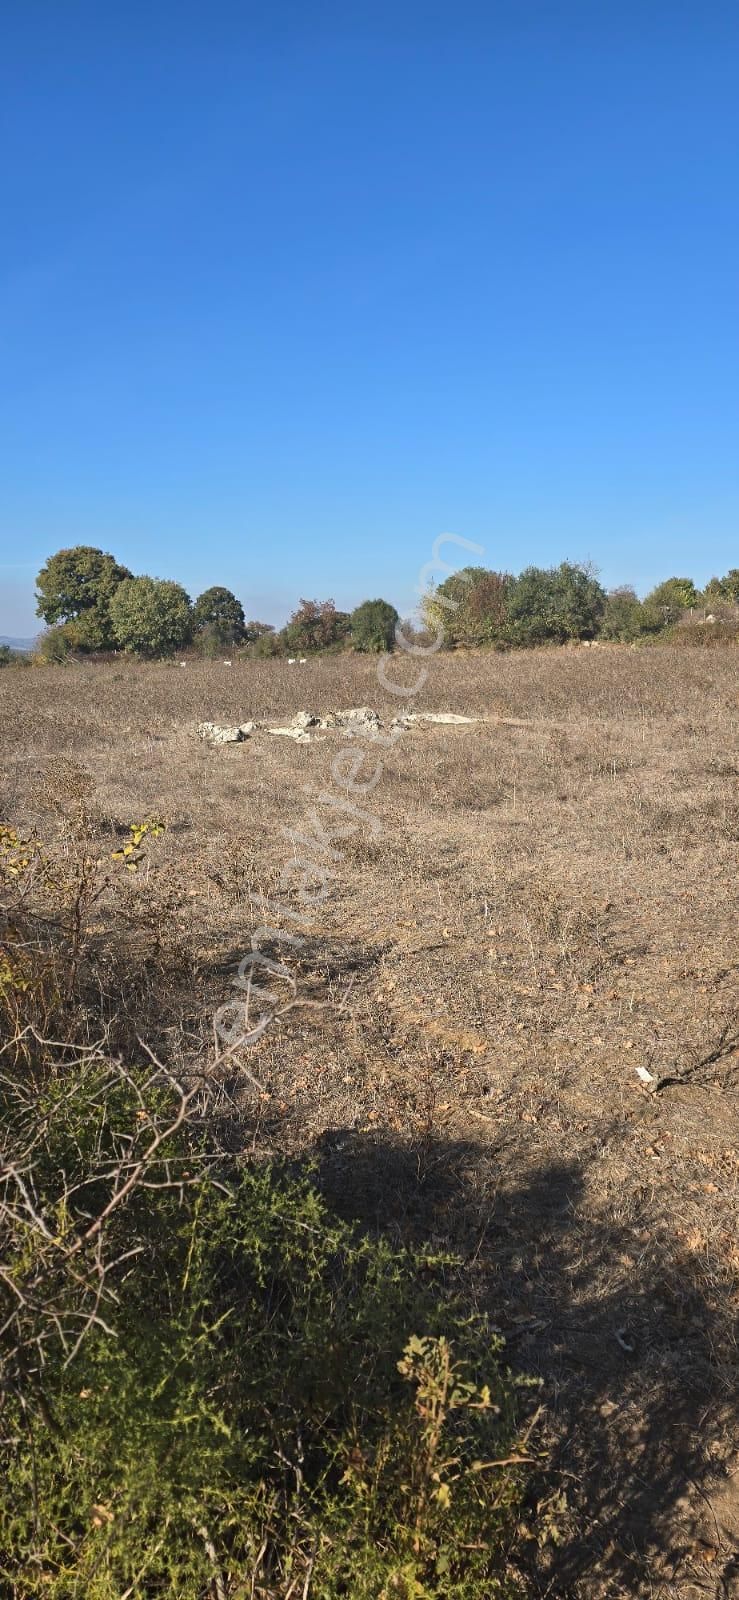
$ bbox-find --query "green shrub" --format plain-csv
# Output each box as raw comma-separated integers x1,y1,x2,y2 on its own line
658,619,739,648
37,624,73,663
109,576,192,657
0,645,29,668
703,568,739,605
350,597,399,652
243,627,282,658
192,586,245,646
423,569,512,649
281,599,351,655
641,576,700,630
506,563,605,646
0,809,536,1598
0,1058,530,1599
600,586,649,642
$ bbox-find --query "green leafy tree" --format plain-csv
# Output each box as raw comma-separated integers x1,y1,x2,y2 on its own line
600,586,648,641
242,621,280,658
109,577,192,657
243,619,276,643
642,576,700,629
196,623,229,658
192,586,245,645
350,597,399,652
507,562,605,645
703,569,739,606
423,568,511,648
281,598,350,655
35,546,131,650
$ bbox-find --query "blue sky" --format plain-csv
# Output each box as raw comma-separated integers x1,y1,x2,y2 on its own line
1,1,738,635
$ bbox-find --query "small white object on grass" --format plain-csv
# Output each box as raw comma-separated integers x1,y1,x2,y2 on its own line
635,1065,656,1087
197,722,245,744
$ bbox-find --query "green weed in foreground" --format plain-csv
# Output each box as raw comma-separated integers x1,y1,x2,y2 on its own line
0,804,540,1597
0,1060,534,1599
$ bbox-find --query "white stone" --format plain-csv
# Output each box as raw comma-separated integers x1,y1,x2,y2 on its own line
391,711,478,727
321,706,381,731
267,725,313,743
197,722,246,744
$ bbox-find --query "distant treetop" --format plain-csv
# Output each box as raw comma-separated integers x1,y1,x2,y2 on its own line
109,576,192,657
36,545,132,651
192,587,245,644
350,598,399,652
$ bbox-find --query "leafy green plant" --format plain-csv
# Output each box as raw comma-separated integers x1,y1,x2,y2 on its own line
281,598,351,655
35,546,132,651
36,624,73,663
423,568,512,649
111,816,166,871
0,789,543,1596
641,576,700,629
109,576,192,656
600,586,649,642
0,1056,534,1599
350,597,400,652
192,585,245,647
506,563,605,646
243,623,282,658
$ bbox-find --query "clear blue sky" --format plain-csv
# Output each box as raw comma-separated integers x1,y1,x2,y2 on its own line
1,1,738,635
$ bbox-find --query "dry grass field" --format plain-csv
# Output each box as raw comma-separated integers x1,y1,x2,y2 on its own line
2,644,738,1597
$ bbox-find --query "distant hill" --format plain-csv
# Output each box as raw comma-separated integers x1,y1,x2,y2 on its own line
0,635,37,652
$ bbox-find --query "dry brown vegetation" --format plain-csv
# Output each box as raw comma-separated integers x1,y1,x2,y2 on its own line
2,645,738,1598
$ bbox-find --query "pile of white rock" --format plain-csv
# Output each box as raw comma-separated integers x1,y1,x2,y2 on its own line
197,706,480,747
196,721,255,744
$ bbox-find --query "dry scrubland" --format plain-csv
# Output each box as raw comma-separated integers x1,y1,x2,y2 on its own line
2,645,738,1597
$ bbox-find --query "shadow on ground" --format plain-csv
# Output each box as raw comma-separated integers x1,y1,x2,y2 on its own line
314,1127,739,1599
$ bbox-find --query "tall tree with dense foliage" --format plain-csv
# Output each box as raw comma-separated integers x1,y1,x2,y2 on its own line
350,598,399,652
506,562,605,645
35,546,132,650
642,576,700,628
600,586,648,641
242,621,280,657
281,598,350,654
192,586,245,644
109,577,192,656
423,567,512,648
703,569,739,606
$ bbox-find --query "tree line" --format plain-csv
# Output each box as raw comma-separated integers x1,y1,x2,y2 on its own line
423,563,739,649
30,547,399,660
15,545,739,664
